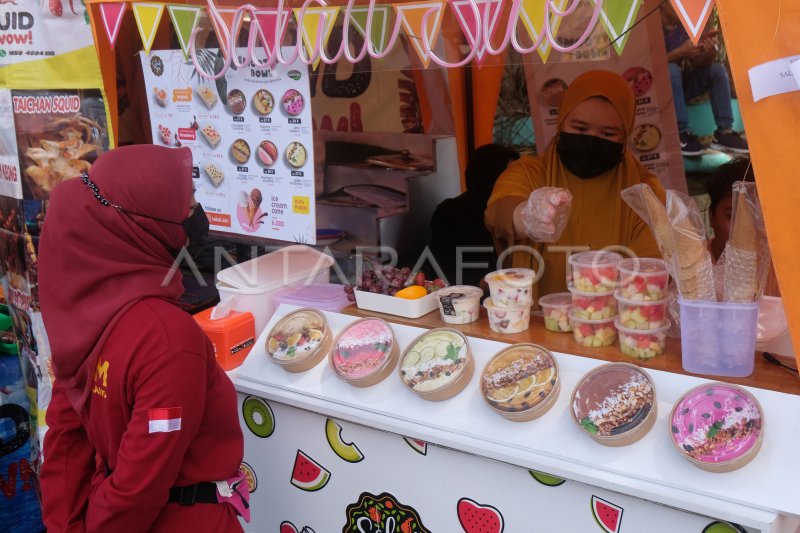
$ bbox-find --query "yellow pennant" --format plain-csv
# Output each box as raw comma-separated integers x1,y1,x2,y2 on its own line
518,0,567,63
394,1,445,68
293,7,341,70
132,2,166,55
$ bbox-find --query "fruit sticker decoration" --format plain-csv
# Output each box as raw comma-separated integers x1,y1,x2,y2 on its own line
590,495,623,533
701,521,747,533
290,450,330,492
528,469,565,487
343,492,430,533
280,521,316,533
325,418,364,463
457,498,504,533
239,461,258,493
241,396,275,438
403,436,428,456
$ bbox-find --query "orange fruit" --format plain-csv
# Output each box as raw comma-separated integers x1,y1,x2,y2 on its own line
395,285,427,299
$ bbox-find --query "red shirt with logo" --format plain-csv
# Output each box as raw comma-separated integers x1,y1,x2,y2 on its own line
41,298,244,532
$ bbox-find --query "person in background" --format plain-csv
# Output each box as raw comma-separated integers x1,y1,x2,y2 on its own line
661,4,749,156
38,145,247,532
485,70,665,297
707,157,780,295
430,144,519,286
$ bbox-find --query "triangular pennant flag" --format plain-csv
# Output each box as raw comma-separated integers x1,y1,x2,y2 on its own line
213,7,247,51
451,0,502,64
394,1,445,68
254,9,290,56
594,0,643,55
518,0,567,63
167,4,202,59
669,0,715,45
293,7,340,70
350,6,392,54
100,2,127,49
132,2,165,55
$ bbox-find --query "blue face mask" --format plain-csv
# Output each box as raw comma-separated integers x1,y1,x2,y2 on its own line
556,132,625,179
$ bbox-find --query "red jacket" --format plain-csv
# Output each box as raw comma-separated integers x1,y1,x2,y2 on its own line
41,298,244,532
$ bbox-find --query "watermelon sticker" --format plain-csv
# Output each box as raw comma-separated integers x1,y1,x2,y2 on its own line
344,492,430,532
701,521,747,533
280,521,316,533
290,450,330,492
403,436,428,456
457,498,504,533
326,418,364,463
591,495,623,533
529,469,566,487
241,395,275,438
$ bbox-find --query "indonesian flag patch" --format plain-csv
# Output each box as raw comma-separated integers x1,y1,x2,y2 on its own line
148,407,182,433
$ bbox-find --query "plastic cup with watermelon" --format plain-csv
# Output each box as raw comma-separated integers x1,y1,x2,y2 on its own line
484,268,534,307
569,251,622,293
569,315,617,347
569,285,617,321
539,292,572,332
617,257,669,301
616,292,668,330
616,319,670,360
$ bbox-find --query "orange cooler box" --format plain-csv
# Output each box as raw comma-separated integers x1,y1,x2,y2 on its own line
194,308,256,371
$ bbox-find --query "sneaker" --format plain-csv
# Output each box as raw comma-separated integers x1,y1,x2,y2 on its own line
679,131,706,157
710,129,749,154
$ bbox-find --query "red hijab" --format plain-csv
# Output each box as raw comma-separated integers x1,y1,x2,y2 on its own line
39,145,194,416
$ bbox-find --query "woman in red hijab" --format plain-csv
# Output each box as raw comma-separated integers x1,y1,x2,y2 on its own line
38,145,246,532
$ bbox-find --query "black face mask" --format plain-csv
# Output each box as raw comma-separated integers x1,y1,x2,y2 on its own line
556,131,625,179
182,204,210,254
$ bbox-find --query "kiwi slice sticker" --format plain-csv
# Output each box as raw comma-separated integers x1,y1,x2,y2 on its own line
242,396,275,438
529,469,566,487
701,521,747,533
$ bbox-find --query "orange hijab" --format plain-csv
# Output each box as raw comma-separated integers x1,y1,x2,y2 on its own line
486,70,665,296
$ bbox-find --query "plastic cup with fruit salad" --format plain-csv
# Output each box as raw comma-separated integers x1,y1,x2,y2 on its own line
569,315,617,347
615,319,670,360
568,285,617,321
538,292,572,332
484,269,535,307
615,292,668,330
617,258,669,301
436,285,483,324
568,251,622,293
484,298,532,334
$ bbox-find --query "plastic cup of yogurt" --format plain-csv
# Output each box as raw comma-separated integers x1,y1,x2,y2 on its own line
569,285,617,320
569,315,617,347
399,328,473,401
668,382,764,472
484,269,535,307
436,285,483,324
616,292,668,330
484,298,532,334
569,251,622,292
538,292,572,332
615,319,670,360
266,308,332,373
330,318,398,387
617,258,670,301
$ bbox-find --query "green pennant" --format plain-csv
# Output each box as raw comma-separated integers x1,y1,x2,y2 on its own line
594,0,644,55
168,4,203,60
349,6,391,54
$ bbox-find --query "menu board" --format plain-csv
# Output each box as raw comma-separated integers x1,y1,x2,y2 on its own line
140,49,316,244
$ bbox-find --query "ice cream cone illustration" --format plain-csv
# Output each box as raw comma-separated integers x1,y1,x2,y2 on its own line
248,188,263,227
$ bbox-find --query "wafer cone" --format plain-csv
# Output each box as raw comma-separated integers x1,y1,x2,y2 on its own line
642,186,675,262
730,193,758,252
246,204,257,226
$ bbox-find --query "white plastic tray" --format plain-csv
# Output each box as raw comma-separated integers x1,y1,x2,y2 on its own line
354,289,438,318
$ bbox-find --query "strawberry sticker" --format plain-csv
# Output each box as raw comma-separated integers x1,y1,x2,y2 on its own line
457,498,504,533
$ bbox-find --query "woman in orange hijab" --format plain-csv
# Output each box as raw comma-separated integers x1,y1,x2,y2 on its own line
485,70,666,297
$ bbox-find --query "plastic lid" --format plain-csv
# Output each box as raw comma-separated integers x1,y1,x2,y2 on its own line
756,296,789,345
538,292,571,308
613,291,668,306
266,309,329,366
568,251,623,267
275,283,349,305
567,284,615,297
436,285,483,300
400,329,470,393
571,363,655,439
669,382,763,465
484,269,535,285
614,318,671,335
331,318,395,381
568,313,616,325
617,257,667,275
481,344,558,414
217,245,334,291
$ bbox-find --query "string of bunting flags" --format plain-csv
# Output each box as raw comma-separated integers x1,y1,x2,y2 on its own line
97,0,716,73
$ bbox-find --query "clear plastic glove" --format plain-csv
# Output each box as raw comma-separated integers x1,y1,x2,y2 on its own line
520,187,573,242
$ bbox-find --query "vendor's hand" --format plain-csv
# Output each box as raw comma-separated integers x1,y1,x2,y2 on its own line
520,187,573,243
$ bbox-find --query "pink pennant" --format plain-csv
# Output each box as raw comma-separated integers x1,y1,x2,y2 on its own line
451,0,502,64
669,0,716,45
255,8,290,56
100,2,127,49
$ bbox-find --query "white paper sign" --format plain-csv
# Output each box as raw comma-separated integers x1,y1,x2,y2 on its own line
140,48,316,244
748,54,800,102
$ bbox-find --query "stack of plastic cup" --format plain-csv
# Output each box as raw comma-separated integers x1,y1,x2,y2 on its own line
615,258,670,359
568,251,622,347
483,269,535,334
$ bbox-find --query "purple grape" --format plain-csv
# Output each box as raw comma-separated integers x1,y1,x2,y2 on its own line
346,293,356,302
343,285,354,294
390,278,403,288
369,286,380,293
388,288,398,296
362,278,373,290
